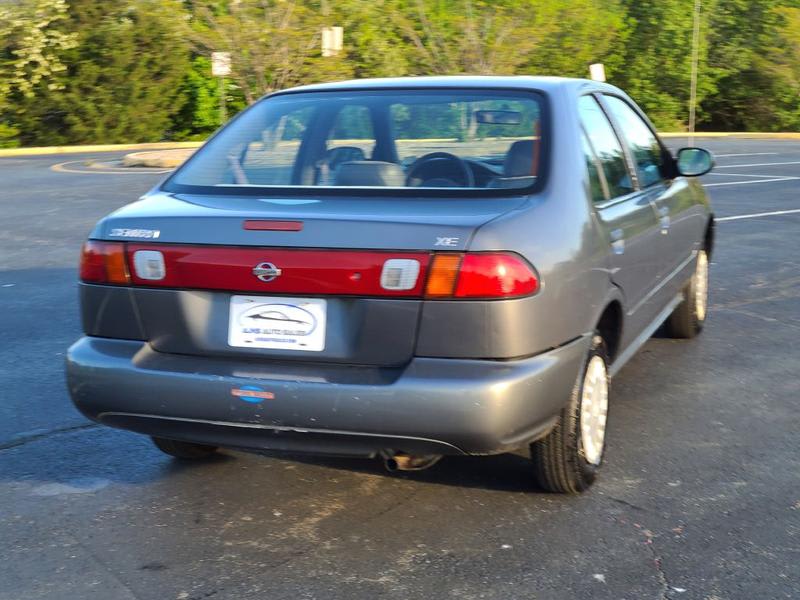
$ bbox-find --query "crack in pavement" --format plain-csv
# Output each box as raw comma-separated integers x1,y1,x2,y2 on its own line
609,502,684,600
0,422,99,451
642,528,674,600
607,496,649,512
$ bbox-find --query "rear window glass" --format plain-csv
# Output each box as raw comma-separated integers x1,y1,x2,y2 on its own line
164,89,544,194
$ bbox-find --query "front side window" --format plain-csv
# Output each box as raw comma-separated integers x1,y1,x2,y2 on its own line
164,90,544,194
603,95,664,188
578,95,633,200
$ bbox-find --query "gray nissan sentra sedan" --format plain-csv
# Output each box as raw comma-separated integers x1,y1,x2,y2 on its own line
66,76,715,493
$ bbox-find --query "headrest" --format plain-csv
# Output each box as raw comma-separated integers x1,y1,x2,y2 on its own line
334,161,405,187
504,140,536,177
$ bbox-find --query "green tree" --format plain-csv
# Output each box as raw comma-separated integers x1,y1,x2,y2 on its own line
170,55,248,140
189,0,353,105
613,0,719,131
701,0,800,130
0,0,78,146
3,0,191,145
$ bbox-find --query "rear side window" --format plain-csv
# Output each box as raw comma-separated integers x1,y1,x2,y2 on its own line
578,95,633,200
164,89,544,195
603,95,664,188
581,132,607,204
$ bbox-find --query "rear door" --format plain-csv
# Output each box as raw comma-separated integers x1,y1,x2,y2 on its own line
578,94,663,332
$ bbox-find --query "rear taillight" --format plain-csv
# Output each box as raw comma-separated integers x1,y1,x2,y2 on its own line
79,242,537,299
79,241,130,285
425,252,538,299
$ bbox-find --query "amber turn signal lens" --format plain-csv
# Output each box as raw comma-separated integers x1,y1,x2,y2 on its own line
79,241,130,285
424,253,462,297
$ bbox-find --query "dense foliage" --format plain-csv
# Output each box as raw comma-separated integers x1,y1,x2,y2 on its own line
1,0,798,147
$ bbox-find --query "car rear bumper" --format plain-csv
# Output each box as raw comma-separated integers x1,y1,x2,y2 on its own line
66,335,590,456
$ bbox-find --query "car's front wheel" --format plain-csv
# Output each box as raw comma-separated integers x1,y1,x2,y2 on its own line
151,436,218,460
531,334,609,493
666,248,709,339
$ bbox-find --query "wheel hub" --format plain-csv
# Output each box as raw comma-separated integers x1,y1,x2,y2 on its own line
579,355,608,466
695,250,709,322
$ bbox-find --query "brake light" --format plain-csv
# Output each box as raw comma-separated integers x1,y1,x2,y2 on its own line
425,252,538,299
79,241,130,285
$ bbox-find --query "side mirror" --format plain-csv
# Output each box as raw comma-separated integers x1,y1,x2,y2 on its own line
676,147,714,177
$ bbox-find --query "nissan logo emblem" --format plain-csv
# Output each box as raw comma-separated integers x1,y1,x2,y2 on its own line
252,262,283,282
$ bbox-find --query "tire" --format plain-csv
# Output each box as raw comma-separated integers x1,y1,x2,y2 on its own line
666,249,709,339
151,436,218,460
531,334,609,494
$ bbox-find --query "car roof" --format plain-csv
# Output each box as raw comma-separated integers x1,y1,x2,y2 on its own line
269,75,623,98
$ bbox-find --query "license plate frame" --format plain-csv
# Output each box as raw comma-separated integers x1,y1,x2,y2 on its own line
228,295,327,352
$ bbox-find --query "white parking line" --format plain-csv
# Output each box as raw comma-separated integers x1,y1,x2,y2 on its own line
717,208,800,222
707,172,789,178
714,152,779,157
704,177,800,187
716,160,800,169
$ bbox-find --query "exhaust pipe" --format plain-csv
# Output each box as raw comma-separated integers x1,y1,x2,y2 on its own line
382,452,442,472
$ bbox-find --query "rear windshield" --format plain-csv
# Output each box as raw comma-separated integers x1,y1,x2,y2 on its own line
163,89,544,195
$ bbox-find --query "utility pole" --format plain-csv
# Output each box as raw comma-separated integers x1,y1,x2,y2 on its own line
688,0,702,146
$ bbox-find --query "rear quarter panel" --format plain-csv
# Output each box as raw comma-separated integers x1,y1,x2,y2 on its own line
417,86,613,358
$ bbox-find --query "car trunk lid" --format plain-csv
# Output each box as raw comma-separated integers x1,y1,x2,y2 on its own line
94,192,529,366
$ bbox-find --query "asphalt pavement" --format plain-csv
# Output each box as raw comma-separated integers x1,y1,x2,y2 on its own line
0,139,798,600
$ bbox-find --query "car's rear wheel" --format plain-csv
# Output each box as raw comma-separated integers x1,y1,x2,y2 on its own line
666,249,709,339
151,436,218,460
531,335,609,493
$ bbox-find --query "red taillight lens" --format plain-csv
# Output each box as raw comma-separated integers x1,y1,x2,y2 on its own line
79,241,130,285
425,252,538,299
455,253,538,298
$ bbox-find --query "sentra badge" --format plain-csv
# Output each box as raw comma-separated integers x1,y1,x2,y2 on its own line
109,228,161,239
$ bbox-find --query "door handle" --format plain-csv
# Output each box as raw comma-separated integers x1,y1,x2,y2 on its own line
610,228,625,254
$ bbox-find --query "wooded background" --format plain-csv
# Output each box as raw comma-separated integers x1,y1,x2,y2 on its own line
1,0,798,147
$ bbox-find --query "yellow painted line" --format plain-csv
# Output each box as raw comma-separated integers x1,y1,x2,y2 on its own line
51,161,171,175
659,132,800,139
0,141,203,158
3,131,800,158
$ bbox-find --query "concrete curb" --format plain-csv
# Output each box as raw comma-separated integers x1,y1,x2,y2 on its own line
121,149,195,169
0,141,202,158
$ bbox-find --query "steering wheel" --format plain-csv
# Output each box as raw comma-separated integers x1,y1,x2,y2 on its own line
405,152,475,188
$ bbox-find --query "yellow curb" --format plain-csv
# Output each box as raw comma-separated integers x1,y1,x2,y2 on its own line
3,132,799,160
659,132,800,139
0,141,203,158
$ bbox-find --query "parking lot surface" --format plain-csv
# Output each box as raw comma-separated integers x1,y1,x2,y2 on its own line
1,138,798,599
